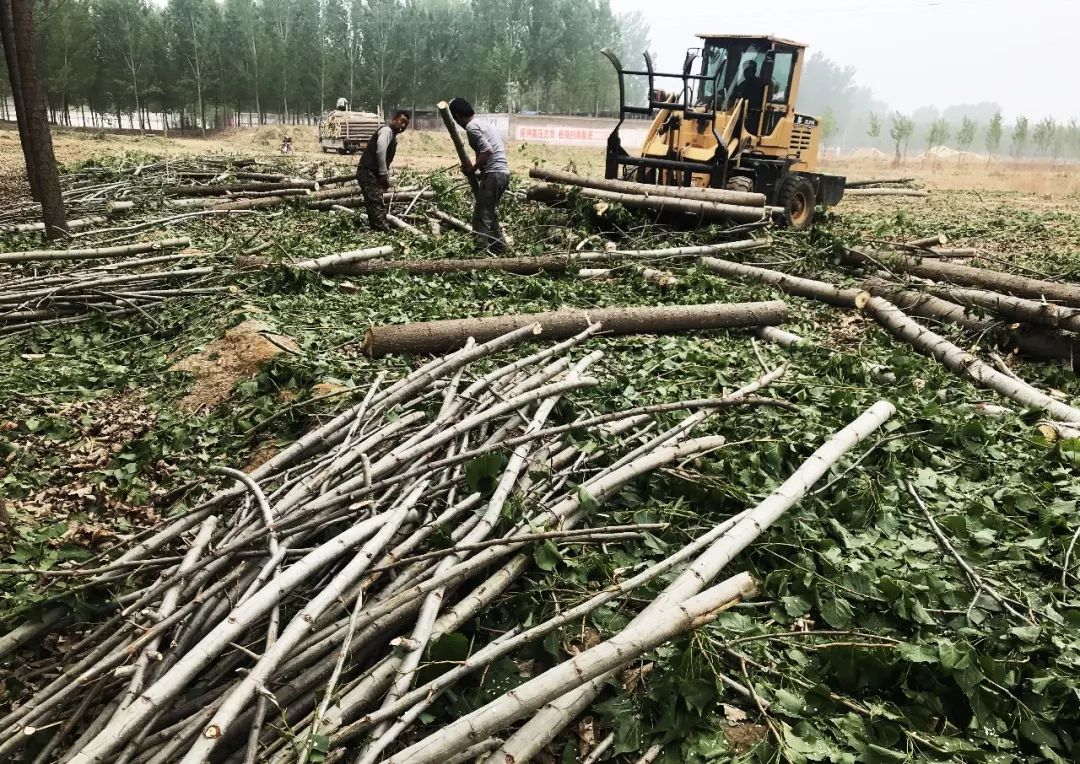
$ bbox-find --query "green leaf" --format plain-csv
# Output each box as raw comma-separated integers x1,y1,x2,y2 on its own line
897,643,938,664
819,596,853,628
464,452,507,494
577,485,601,514
533,540,561,572
782,595,812,617
682,677,715,713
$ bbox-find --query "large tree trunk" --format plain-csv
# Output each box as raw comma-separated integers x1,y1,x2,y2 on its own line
529,167,766,208
860,278,1078,366
528,182,767,225
437,100,480,198
6,0,66,238
858,295,1080,423
0,0,37,200
845,177,916,188
363,300,789,357
845,249,1080,306
701,256,863,307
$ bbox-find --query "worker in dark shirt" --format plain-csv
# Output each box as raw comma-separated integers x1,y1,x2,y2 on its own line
734,61,767,109
356,110,411,231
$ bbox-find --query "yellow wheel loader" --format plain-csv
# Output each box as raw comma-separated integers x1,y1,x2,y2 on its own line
603,35,845,230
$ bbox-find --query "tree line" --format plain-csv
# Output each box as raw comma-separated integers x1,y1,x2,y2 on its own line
799,52,1080,163
0,0,649,133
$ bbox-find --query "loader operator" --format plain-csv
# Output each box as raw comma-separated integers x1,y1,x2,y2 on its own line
734,61,768,110
448,97,510,254
355,110,410,232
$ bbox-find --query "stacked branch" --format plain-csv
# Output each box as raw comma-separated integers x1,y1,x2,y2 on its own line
0,255,227,334
0,324,806,764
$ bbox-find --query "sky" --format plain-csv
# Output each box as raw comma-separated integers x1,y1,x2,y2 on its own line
609,0,1080,122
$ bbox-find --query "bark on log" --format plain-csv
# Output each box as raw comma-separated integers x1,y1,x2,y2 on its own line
437,100,480,198
364,300,788,357
845,249,1080,307
906,234,948,248
386,214,428,238
927,285,1080,333
165,181,316,197
858,295,1080,423
528,183,767,224
861,278,1079,366
701,256,863,307
321,255,575,278
0,237,190,264
591,238,770,260
291,247,395,273
308,185,421,202
0,215,106,234
843,188,929,198
528,167,766,208
430,209,472,233
307,191,433,211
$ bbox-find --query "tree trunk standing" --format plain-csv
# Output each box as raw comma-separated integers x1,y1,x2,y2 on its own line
0,0,39,200
188,17,205,137
6,0,66,237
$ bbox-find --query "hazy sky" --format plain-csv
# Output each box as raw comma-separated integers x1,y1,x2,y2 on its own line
609,0,1079,122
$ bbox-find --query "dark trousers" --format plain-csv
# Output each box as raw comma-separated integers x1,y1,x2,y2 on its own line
472,172,510,253
357,167,388,231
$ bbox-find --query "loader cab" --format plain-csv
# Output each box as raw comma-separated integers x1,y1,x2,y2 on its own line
696,35,803,138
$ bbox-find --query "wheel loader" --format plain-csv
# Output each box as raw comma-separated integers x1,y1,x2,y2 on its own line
603,35,845,229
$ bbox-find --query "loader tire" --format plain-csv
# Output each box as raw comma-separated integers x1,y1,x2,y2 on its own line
726,175,755,194
777,176,816,230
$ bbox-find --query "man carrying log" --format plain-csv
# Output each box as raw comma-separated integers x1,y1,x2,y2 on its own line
356,110,411,232
448,98,510,254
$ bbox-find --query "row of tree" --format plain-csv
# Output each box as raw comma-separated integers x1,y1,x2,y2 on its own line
869,112,1080,162
1,0,649,134
801,53,1079,162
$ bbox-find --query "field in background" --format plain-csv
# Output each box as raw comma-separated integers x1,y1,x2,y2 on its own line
2,125,1078,205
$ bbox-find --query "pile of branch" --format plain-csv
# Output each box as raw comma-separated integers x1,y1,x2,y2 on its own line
701,253,1080,420
0,325,896,764
0,240,226,334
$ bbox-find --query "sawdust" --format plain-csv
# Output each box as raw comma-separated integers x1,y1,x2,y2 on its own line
169,319,299,412
243,441,281,473
725,722,769,754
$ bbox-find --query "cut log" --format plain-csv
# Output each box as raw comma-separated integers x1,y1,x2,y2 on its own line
364,300,788,357
0,215,107,234
927,285,1080,333
906,234,948,248
701,256,862,307
752,326,804,348
316,256,575,278
437,100,480,198
307,192,434,211
861,278,1079,365
528,167,766,208
528,182,767,224
386,214,428,238
843,188,929,198
308,185,421,202
214,195,306,211
845,249,1080,307
845,177,915,188
430,209,472,233
591,238,771,260
857,295,1080,423
577,268,613,280
165,181,316,197
0,237,190,264
290,247,395,273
